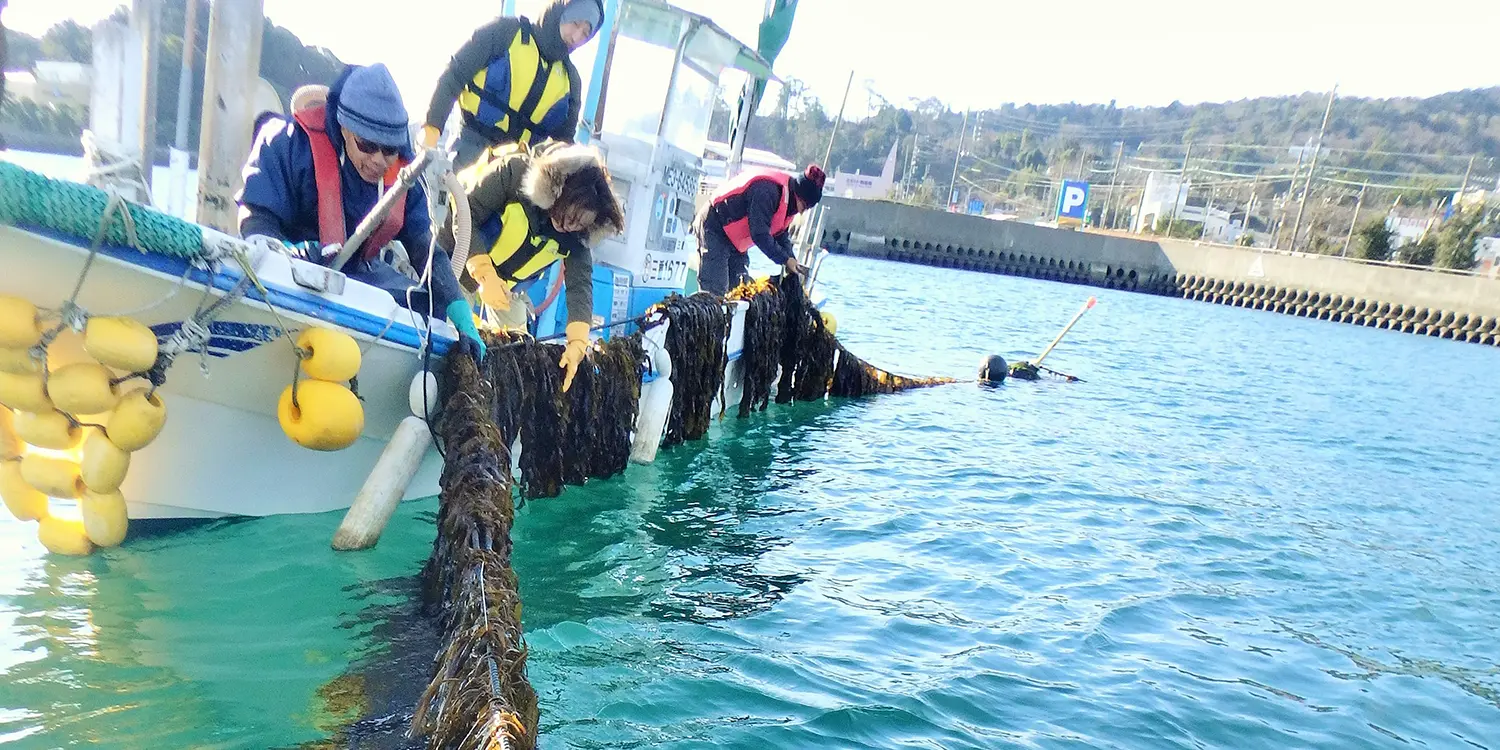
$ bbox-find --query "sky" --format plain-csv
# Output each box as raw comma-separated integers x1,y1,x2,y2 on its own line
9,0,1500,120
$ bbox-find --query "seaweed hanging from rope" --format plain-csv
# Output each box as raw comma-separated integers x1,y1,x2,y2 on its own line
413,350,537,750
560,333,646,484
516,341,566,499
726,277,785,416
481,331,646,500
728,273,953,404
828,342,954,396
771,275,836,402
658,292,730,447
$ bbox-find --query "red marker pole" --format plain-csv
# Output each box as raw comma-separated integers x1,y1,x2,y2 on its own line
1032,296,1097,367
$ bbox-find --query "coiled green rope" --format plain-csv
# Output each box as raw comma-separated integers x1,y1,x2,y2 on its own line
0,161,205,261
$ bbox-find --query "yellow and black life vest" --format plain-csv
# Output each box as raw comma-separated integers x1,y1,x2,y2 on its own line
459,21,573,147
481,201,583,288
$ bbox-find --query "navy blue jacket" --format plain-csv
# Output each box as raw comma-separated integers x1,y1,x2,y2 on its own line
237,66,431,257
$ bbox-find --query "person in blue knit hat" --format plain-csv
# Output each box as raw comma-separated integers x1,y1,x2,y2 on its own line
239,63,486,355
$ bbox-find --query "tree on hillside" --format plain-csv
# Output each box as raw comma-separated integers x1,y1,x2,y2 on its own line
1402,235,1438,266
1353,220,1393,261
1,1,346,152
1433,205,1496,269
40,20,90,63
5,24,42,71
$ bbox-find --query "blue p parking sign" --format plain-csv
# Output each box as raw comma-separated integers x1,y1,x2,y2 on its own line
1057,180,1090,223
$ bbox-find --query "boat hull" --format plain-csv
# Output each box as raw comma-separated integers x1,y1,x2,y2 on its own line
1,225,453,519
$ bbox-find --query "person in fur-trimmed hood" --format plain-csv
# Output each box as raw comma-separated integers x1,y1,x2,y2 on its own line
439,138,624,391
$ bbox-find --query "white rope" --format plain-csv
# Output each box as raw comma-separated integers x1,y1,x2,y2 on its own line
81,130,153,206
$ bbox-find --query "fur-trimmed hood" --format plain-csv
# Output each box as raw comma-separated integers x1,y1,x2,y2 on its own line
521,141,625,247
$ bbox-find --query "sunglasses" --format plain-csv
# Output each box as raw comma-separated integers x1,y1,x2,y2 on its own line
352,135,400,157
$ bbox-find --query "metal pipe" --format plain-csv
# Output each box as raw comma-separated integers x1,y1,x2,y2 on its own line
332,149,434,271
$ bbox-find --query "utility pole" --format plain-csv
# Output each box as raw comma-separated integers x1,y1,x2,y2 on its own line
902,134,919,200
1200,187,1216,241
1242,174,1258,245
947,107,970,211
1341,182,1366,257
1288,85,1337,253
1457,154,1475,206
1106,140,1124,230
1278,147,1306,250
1168,142,1192,229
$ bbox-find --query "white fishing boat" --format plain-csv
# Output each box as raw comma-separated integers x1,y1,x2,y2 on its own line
0,0,828,551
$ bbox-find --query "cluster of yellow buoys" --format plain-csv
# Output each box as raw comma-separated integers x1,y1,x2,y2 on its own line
0,296,167,555
277,327,364,451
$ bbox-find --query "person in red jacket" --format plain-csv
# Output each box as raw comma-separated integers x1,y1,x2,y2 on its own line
694,164,825,295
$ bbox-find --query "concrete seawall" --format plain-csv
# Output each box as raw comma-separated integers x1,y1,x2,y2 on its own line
823,196,1500,345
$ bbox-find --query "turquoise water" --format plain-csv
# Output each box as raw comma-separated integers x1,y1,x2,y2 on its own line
4,254,1500,748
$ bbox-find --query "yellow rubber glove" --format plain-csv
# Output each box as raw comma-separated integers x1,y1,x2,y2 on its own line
559,321,590,393
465,255,512,312
420,125,441,150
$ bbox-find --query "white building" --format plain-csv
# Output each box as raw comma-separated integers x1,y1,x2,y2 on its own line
1385,215,1432,248
1129,171,1250,242
831,141,898,200
1476,236,1500,274
5,60,91,108
1132,171,1190,232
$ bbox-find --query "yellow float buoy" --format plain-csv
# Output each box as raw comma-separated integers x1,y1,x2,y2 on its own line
0,346,40,374
38,515,93,556
12,410,82,451
84,316,160,373
0,296,42,349
278,380,364,451
0,370,52,413
49,362,119,415
107,388,168,451
297,328,362,382
821,311,838,336
20,454,84,499
0,459,49,521
0,407,22,460
80,428,130,494
81,489,129,547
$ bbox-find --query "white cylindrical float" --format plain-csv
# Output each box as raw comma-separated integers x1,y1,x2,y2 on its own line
332,414,433,551
630,320,673,465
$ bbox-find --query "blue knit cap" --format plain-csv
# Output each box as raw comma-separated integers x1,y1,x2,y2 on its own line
558,0,602,35
336,63,410,147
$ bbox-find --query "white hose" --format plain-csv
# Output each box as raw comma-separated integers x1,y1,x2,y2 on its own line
444,171,473,278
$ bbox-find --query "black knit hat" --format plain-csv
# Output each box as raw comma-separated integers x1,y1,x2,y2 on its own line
792,164,826,208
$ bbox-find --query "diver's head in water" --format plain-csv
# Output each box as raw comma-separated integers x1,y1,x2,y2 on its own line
978,354,1008,386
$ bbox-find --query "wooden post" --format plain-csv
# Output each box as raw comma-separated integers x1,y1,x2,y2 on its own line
195,0,265,234
133,0,162,191
333,416,433,551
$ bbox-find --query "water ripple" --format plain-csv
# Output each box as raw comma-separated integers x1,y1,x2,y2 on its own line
3,256,1500,748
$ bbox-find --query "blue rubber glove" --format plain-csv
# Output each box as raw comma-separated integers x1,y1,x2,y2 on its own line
445,299,486,359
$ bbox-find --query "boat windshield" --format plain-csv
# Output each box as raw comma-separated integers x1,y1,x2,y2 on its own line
601,1,760,157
